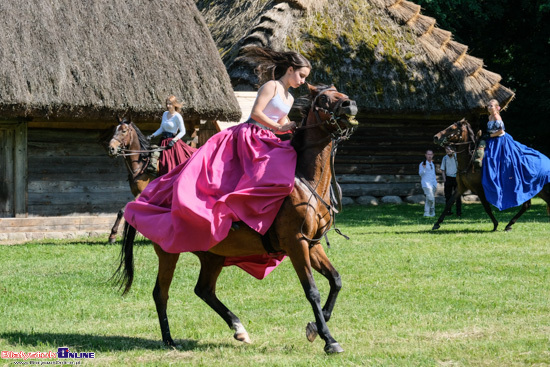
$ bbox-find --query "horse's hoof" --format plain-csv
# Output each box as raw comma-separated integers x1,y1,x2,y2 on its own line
163,338,176,348
108,236,117,244
306,322,318,342
432,223,440,230
234,332,251,344
232,322,251,344
324,342,344,354
504,226,513,232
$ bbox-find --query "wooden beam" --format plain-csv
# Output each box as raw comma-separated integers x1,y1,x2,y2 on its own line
14,122,28,217
198,120,218,147
28,121,160,131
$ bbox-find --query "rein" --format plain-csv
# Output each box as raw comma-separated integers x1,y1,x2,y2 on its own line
125,156,151,179
296,88,355,245
111,126,161,180
447,140,474,154
297,141,350,246
449,141,477,174
116,146,166,156
441,122,478,174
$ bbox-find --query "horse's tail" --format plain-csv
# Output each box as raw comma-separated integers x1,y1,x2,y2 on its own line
112,221,136,296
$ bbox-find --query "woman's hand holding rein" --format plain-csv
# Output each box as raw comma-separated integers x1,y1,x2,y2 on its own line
276,120,296,133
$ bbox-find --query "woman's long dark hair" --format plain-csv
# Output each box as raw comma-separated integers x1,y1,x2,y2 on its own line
242,47,311,84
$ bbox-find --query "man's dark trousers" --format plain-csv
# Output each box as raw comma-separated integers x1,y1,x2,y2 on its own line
444,176,462,216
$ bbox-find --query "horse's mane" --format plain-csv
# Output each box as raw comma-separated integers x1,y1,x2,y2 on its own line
461,119,477,144
128,121,151,160
296,84,333,123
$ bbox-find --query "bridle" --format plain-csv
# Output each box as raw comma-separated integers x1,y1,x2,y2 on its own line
111,123,161,180
111,125,165,157
295,87,357,144
438,121,478,173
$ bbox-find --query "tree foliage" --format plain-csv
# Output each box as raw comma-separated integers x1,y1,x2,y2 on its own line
415,0,550,154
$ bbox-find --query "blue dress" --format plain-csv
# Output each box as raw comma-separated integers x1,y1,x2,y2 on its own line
482,120,550,210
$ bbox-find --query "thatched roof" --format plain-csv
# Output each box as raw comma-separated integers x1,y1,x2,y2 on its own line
197,0,514,115
0,0,241,123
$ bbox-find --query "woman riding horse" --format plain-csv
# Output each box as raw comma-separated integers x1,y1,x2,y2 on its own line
106,117,196,243
115,47,358,354
433,118,550,231
480,99,550,210
147,95,195,176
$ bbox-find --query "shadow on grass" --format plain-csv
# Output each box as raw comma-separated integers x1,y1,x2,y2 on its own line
0,331,234,352
26,237,153,247
338,203,550,228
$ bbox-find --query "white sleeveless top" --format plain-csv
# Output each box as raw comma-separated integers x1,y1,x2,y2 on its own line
261,93,291,122
247,92,292,132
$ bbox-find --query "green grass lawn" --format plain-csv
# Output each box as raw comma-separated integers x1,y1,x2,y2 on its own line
1,200,549,366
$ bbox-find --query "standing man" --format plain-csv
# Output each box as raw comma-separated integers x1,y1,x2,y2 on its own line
440,146,462,217
419,149,437,217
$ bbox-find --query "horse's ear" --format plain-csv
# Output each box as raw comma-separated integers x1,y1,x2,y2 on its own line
307,83,318,96
115,115,122,124
126,113,134,124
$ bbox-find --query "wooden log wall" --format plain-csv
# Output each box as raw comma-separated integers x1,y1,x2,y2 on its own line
23,115,475,217
334,116,468,198
27,129,134,216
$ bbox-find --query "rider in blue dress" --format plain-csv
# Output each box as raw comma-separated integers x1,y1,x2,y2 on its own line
481,99,550,210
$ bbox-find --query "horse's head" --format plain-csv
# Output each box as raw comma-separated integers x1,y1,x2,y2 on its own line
303,84,358,140
108,117,134,157
433,118,472,147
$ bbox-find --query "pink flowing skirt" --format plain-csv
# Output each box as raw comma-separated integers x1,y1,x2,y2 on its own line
158,138,197,176
124,123,296,278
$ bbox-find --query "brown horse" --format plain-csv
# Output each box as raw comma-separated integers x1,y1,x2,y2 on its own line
432,118,550,231
113,84,358,354
106,118,161,243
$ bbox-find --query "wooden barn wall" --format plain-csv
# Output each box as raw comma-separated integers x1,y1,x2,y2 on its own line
27,128,134,216
334,117,461,198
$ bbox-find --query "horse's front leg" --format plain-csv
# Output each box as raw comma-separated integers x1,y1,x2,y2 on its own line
304,242,341,343
193,251,251,344
108,208,125,244
287,241,343,354
153,244,180,347
504,199,531,231
432,190,461,230
478,194,499,231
